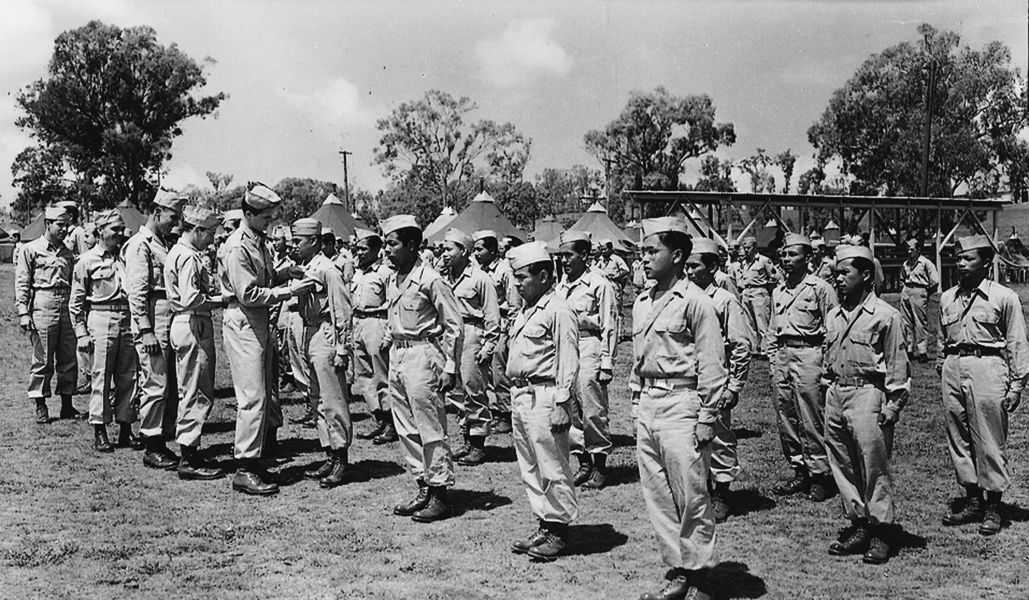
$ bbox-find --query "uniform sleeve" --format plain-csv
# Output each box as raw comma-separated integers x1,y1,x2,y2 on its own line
818,280,839,317
724,295,753,393
882,309,911,413
175,254,207,312
429,277,464,375
504,269,522,318
554,305,580,404
764,288,781,352
628,298,643,393
1002,291,1029,396
69,257,89,339
723,274,740,297
124,237,154,333
926,260,940,293
597,278,619,370
225,245,286,307
14,243,32,316
691,297,728,424
479,276,501,357
324,262,353,348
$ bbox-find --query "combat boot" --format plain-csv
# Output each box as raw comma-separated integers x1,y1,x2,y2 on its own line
526,522,567,562
828,520,870,555
862,525,891,564
320,449,356,488
411,486,451,523
573,453,594,486
458,436,487,466
116,423,143,450
373,417,399,445
773,469,810,496
290,404,316,425
35,399,50,424
511,521,548,554
979,493,1003,536
639,569,690,600
177,445,223,481
93,425,114,453
711,481,732,523
232,461,279,496
808,474,836,502
492,411,513,434
583,454,608,489
304,449,335,479
142,436,177,470
59,395,85,420
452,428,472,460
357,410,387,440
393,480,430,516
943,489,984,526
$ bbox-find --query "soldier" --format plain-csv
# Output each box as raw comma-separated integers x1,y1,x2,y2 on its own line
351,228,397,444
506,241,579,561
70,210,140,452
473,229,520,434
441,228,500,466
165,205,226,480
59,201,91,256
290,218,357,488
334,235,356,282
713,244,739,297
686,238,753,523
767,234,838,501
69,218,98,393
900,238,939,362
632,218,726,600
822,244,910,564
938,235,1028,536
16,205,82,423
811,238,836,285
124,189,185,470
221,183,309,496
736,235,778,356
269,225,296,394
554,230,618,489
381,215,463,523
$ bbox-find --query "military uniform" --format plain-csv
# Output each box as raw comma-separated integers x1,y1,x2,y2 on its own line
900,251,939,358
478,230,521,430
713,269,739,297
351,232,394,442
736,248,778,355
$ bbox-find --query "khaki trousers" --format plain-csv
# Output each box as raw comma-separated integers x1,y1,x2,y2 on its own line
27,289,77,398
286,311,311,395
170,313,215,447
770,345,829,475
305,320,352,450
457,323,492,437
570,334,612,457
900,286,930,355
86,309,138,425
710,409,740,484
741,287,770,354
389,343,454,487
825,384,895,524
511,383,578,524
136,298,177,438
223,305,281,459
489,333,512,414
941,355,1010,492
352,316,390,411
636,385,717,570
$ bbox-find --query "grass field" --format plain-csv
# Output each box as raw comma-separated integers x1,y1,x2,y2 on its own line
0,262,1026,600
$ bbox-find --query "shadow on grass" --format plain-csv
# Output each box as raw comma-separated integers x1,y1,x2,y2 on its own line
449,488,513,515
611,433,636,448
708,561,767,599
729,488,776,518
890,525,927,556
604,463,640,487
564,523,629,556
201,420,235,435
485,444,516,463
733,427,763,440
272,458,405,486
214,386,235,399
1003,502,1029,524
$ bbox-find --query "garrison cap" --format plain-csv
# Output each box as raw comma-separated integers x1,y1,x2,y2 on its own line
354,228,380,243
472,229,498,243
558,230,591,248
782,233,811,249
152,189,187,211
93,210,124,229
641,216,689,239
957,235,992,252
222,209,243,224
380,214,420,237
183,206,220,229
320,226,334,237
244,183,281,210
835,245,874,263
905,238,920,249
44,205,71,221
292,218,322,237
508,241,552,271
444,228,473,249
56,200,79,215
810,238,825,249
691,237,721,256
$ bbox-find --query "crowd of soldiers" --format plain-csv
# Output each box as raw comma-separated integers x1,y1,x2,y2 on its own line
14,183,1028,600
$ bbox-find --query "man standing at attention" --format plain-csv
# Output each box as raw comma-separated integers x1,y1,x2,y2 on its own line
473,229,520,434
736,235,778,356
900,238,939,362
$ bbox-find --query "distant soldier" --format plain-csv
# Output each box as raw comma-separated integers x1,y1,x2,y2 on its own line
938,235,1029,536
16,205,82,423
70,210,139,452
823,244,910,564
811,238,836,285
555,230,618,489
382,215,463,522
59,201,91,256
351,228,397,444
507,241,580,562
713,244,739,297
441,228,500,467
291,218,357,488
736,235,778,356
124,189,185,470
269,225,296,394
631,254,647,294
632,218,726,600
686,238,753,523
767,234,838,501
334,235,356,282
165,205,226,480
221,183,309,496
899,238,939,362
473,229,520,434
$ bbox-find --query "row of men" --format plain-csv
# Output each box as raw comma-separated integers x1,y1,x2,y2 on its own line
16,191,1026,600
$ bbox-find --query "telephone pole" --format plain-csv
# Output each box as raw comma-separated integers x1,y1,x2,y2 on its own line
338,149,353,212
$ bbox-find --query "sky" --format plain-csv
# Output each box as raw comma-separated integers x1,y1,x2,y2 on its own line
0,0,1026,209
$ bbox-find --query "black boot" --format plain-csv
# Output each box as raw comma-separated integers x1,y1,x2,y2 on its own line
59,395,85,420
358,410,387,440
116,423,143,450
178,445,223,480
573,453,594,486
808,474,836,502
583,454,608,489
232,460,279,496
411,486,451,522
943,486,984,526
452,428,472,460
35,399,50,424
93,424,114,453
511,520,548,554
142,436,178,470
711,481,732,523
458,435,487,466
828,519,870,555
320,449,355,488
862,524,891,564
774,469,810,496
373,414,399,445
527,522,567,561
394,480,430,516
980,492,1003,536
304,449,335,479
639,568,692,600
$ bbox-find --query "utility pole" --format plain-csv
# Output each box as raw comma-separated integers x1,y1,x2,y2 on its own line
338,149,352,213
920,33,936,197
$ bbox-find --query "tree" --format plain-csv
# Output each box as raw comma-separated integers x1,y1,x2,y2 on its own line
372,90,532,210
12,20,225,214
206,171,234,192
692,156,736,192
737,148,776,193
808,24,1027,197
533,165,604,217
774,149,798,193
274,178,342,222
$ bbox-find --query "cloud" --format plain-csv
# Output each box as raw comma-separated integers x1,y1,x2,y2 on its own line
280,77,379,135
162,161,208,191
475,18,573,88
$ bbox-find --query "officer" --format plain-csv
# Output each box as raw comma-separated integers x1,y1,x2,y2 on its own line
632,217,726,600
938,235,1029,536
351,228,397,444
686,238,753,523
823,244,910,564
767,233,838,501
59,201,91,256
900,238,939,362
165,205,226,480
473,229,520,434
554,230,618,489
70,210,140,452
291,218,357,488
506,241,580,562
736,235,778,356
381,215,463,522
16,205,82,423
441,228,500,466
221,183,309,496
269,225,296,394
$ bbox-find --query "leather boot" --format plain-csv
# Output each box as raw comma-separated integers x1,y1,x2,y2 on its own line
178,445,223,480
491,412,513,434
943,487,984,526
393,480,430,516
93,424,114,453
304,449,335,480
527,522,567,561
808,474,835,502
116,423,144,450
232,461,279,496
320,449,356,488
639,569,691,600
59,395,85,420
35,399,50,424
862,525,891,564
511,521,548,554
373,417,398,445
458,435,487,466
452,428,472,460
979,493,1003,536
573,453,594,486
357,410,387,440
773,469,810,496
142,436,178,470
411,486,451,523
828,519,870,555
583,454,608,489
711,481,732,523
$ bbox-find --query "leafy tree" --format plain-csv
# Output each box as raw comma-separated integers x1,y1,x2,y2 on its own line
737,148,776,193
692,156,736,192
808,24,1027,197
274,178,343,222
12,20,225,213
206,171,234,192
534,165,604,217
494,180,539,231
774,149,798,193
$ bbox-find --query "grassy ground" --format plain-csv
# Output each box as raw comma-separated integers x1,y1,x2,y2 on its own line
0,262,1026,600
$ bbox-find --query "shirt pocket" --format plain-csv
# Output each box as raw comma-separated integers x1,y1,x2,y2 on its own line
969,306,1002,344
845,330,878,373
400,292,426,331
789,296,820,328
940,304,964,342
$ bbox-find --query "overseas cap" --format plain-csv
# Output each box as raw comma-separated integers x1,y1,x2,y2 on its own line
152,189,187,211
558,230,591,247
444,228,473,249
244,182,281,210
691,237,720,256
957,234,992,252
354,228,380,243
44,205,71,221
183,206,220,229
508,241,552,271
641,216,689,239
472,229,498,242
380,214,420,237
93,210,124,229
321,226,334,236
292,218,322,237
782,233,812,249
836,245,874,263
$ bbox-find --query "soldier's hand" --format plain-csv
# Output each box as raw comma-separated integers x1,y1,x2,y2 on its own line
549,402,571,433
139,331,160,354
597,368,613,384
878,407,899,427
287,265,306,279
76,335,93,353
694,422,715,447
722,390,740,411
1003,391,1021,413
438,372,455,394
19,315,34,333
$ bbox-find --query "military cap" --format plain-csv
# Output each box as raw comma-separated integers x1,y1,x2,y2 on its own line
782,233,812,249
93,209,124,229
559,230,591,246
835,245,874,263
354,228,380,243
183,206,220,229
380,215,420,237
44,205,70,220
152,188,187,211
692,237,721,256
957,235,992,252
56,200,79,214
741,235,757,244
905,238,920,249
222,209,243,224
292,218,322,237
472,229,498,242
244,182,281,210
444,228,473,249
321,226,334,237
810,238,826,249
508,241,552,271
641,216,689,239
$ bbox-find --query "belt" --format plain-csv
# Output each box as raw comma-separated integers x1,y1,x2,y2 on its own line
579,329,602,338
462,316,484,327
641,376,698,390
393,337,438,348
173,309,211,317
354,309,387,319
33,287,70,294
832,375,883,388
90,302,129,312
944,345,1003,358
903,282,930,289
510,376,555,388
777,335,824,348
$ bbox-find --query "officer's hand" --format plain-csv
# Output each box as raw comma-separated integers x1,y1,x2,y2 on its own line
438,372,454,394
597,368,613,385
722,390,740,411
140,331,160,355
878,407,899,427
1003,391,1021,413
77,335,93,353
287,265,306,280
19,315,34,333
549,402,572,433
694,422,715,447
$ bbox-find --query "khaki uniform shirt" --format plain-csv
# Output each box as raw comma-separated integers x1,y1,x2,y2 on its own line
714,269,739,297
64,225,92,256
299,253,353,351
704,283,753,394
483,257,521,331
767,274,838,349
630,277,728,423
219,224,289,308
123,224,170,334
556,268,618,371
813,255,836,285
902,255,939,290
736,253,778,289
938,279,1029,394
384,260,463,374
506,290,579,404
448,263,501,356
598,254,629,286
352,260,391,313
69,246,128,338
824,293,910,412
15,235,75,316
165,239,219,315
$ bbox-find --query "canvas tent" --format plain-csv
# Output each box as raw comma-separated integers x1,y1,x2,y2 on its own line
423,206,457,240
309,193,367,239
426,191,526,243
566,202,636,252
533,216,564,251
20,199,148,239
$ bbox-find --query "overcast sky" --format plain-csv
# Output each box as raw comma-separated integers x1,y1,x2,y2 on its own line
0,0,1025,208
